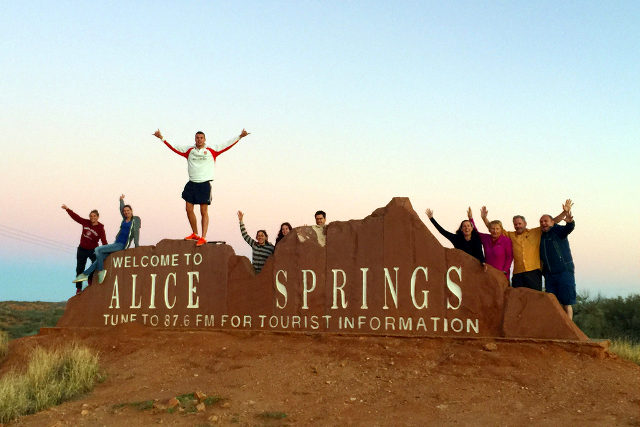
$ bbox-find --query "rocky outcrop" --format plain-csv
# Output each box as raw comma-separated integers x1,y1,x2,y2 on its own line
57,198,587,341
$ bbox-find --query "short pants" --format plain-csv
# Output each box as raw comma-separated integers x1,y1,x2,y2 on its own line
544,270,576,305
182,181,211,205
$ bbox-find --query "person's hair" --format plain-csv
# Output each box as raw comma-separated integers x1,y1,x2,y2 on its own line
315,210,326,218
256,229,268,240
195,131,205,137
488,220,504,234
513,215,526,222
456,219,480,240
541,214,553,221
123,204,132,211
90,209,99,217
276,222,292,244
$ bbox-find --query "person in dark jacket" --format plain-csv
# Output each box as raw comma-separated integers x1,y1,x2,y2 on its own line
61,204,108,294
425,208,486,267
540,210,576,319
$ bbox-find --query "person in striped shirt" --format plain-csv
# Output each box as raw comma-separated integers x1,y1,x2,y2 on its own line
237,211,275,274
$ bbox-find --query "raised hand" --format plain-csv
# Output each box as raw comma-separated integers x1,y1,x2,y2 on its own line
425,208,433,219
153,129,163,140
467,207,473,219
120,194,125,200
239,129,250,138
61,204,68,210
480,206,488,219
237,210,244,221
563,199,573,213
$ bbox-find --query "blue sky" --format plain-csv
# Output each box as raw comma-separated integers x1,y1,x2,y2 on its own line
1,1,638,301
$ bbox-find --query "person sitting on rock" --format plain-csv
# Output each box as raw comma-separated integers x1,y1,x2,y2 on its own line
61,204,108,295
237,211,275,274
276,222,293,246
425,207,486,268
73,195,140,285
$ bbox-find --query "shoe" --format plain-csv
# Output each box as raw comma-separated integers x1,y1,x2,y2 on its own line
72,273,89,283
98,270,107,284
76,289,82,296
185,233,200,241
196,237,207,247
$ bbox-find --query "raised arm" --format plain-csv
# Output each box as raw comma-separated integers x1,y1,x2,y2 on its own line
480,206,491,230
425,209,456,244
552,199,573,223
209,129,250,154
119,194,126,219
153,129,191,157
238,211,257,247
61,205,87,225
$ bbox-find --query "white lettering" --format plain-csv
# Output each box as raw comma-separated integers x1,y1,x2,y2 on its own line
410,266,429,309
383,267,399,309
360,267,369,309
109,276,120,309
148,274,157,309
331,269,348,309
275,270,288,309
301,269,316,310
130,274,142,309
446,266,463,310
187,271,200,308
164,273,176,309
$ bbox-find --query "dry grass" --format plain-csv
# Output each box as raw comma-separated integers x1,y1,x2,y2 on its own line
610,338,640,365
0,330,8,359
0,343,101,423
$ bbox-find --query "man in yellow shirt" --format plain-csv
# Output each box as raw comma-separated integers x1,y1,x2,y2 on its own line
480,200,572,291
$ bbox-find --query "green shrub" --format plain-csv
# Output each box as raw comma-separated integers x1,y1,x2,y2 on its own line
0,343,100,423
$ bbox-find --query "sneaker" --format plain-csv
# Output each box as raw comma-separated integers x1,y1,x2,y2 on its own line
72,273,88,283
196,237,207,247
98,269,107,284
184,233,200,241
76,289,82,296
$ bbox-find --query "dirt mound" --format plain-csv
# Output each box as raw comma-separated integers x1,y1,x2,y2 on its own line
3,328,639,426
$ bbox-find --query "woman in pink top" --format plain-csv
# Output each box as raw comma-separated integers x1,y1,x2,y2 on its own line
470,217,513,280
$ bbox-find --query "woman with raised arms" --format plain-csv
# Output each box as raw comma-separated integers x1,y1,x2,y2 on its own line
237,211,275,274
425,207,486,267
73,194,141,285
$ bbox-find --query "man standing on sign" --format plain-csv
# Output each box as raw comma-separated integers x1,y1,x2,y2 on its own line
153,128,249,246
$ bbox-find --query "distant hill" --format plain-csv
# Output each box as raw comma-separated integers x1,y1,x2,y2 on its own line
0,301,66,339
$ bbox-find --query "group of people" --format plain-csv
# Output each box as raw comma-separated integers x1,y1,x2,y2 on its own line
64,127,579,321
66,127,328,289
65,195,140,293
426,200,577,318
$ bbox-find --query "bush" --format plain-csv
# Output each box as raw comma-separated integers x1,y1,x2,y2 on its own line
574,293,640,343
0,330,8,359
0,343,100,423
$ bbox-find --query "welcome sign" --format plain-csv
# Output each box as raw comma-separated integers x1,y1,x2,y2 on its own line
58,198,586,341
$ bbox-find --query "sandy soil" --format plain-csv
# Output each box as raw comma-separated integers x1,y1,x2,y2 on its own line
2,324,639,426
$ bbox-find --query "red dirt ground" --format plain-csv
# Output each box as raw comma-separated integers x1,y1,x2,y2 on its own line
2,324,639,426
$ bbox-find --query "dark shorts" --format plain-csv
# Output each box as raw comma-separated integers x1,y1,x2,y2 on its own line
544,271,576,305
512,269,543,291
182,181,211,205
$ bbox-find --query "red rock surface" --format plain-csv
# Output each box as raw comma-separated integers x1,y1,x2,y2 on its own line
2,326,638,426
58,198,586,340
